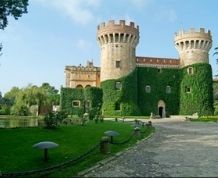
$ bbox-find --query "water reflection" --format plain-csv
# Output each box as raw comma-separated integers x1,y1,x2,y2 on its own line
0,118,39,128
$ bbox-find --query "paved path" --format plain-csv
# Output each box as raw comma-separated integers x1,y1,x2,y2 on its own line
83,119,218,177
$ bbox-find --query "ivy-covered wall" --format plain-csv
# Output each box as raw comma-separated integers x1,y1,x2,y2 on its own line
137,67,181,116
101,69,140,116
61,63,214,117
180,63,214,116
60,87,102,118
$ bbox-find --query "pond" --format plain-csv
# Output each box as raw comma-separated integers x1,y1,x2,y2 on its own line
0,117,42,128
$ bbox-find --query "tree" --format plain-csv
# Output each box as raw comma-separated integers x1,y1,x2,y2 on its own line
0,0,29,30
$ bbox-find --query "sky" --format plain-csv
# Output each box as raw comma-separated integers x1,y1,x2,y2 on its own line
0,0,218,95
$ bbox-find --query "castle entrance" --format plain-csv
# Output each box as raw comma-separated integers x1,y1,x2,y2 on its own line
158,100,166,118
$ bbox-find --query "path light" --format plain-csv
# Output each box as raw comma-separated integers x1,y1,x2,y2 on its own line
33,141,58,161
104,130,120,143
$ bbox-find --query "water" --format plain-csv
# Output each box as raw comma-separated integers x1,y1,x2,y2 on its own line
0,118,39,128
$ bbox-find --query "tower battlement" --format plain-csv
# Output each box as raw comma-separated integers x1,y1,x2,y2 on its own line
174,28,212,67
175,28,211,39
97,20,139,32
97,20,139,46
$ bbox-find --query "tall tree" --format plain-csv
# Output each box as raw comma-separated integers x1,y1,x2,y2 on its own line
0,0,29,30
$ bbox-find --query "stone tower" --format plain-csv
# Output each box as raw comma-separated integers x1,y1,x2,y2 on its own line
97,20,139,82
174,28,212,67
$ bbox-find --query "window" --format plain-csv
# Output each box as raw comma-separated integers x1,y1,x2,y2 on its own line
76,85,83,89
157,68,162,73
72,100,80,107
115,81,122,90
187,67,194,75
166,86,171,94
85,100,91,108
185,86,191,93
115,102,121,110
116,60,121,68
145,85,151,93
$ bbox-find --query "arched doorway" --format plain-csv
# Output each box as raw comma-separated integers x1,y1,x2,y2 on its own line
158,100,166,118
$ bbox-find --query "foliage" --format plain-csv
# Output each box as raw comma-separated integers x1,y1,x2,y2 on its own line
0,0,29,30
101,69,140,116
137,67,181,116
101,68,180,117
213,47,218,66
180,63,214,116
44,111,66,129
60,87,103,119
2,83,60,116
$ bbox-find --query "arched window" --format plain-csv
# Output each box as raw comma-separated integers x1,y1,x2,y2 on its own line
166,86,171,94
145,85,151,93
76,85,83,89
85,85,91,88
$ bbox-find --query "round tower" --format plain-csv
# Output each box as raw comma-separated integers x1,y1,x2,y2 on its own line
97,20,139,82
174,28,212,67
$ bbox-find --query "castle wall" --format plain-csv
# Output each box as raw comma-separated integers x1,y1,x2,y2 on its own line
100,43,136,80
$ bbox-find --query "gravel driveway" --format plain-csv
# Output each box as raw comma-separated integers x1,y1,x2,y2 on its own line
83,120,218,177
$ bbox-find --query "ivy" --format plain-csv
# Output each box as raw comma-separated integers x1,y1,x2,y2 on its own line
137,67,181,116
60,87,103,118
61,64,214,117
101,69,140,116
180,63,214,116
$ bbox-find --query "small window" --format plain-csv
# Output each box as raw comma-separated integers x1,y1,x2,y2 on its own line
116,60,121,68
187,67,194,75
185,86,191,93
115,81,122,90
166,86,171,94
72,100,80,107
157,68,162,73
115,102,121,110
85,100,91,108
145,85,151,93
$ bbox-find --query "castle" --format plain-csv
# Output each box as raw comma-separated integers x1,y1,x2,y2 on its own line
61,20,214,117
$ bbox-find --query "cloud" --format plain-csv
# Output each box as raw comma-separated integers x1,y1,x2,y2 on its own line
33,0,102,25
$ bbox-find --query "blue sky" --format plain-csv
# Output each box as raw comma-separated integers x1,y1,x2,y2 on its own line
0,0,218,95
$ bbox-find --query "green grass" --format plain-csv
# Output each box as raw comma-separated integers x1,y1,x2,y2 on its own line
190,116,218,122
0,120,154,177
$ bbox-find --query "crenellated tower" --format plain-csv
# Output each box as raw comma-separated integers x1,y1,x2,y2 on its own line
175,28,212,67
97,20,139,82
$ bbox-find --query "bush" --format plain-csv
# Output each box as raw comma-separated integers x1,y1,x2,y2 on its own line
44,111,66,129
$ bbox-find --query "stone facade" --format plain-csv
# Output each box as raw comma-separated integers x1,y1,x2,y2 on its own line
65,61,100,88
97,20,139,81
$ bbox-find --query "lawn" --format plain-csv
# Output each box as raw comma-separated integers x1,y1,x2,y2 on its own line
0,120,154,177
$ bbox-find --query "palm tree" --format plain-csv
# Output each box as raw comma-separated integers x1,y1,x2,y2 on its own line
213,47,218,64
